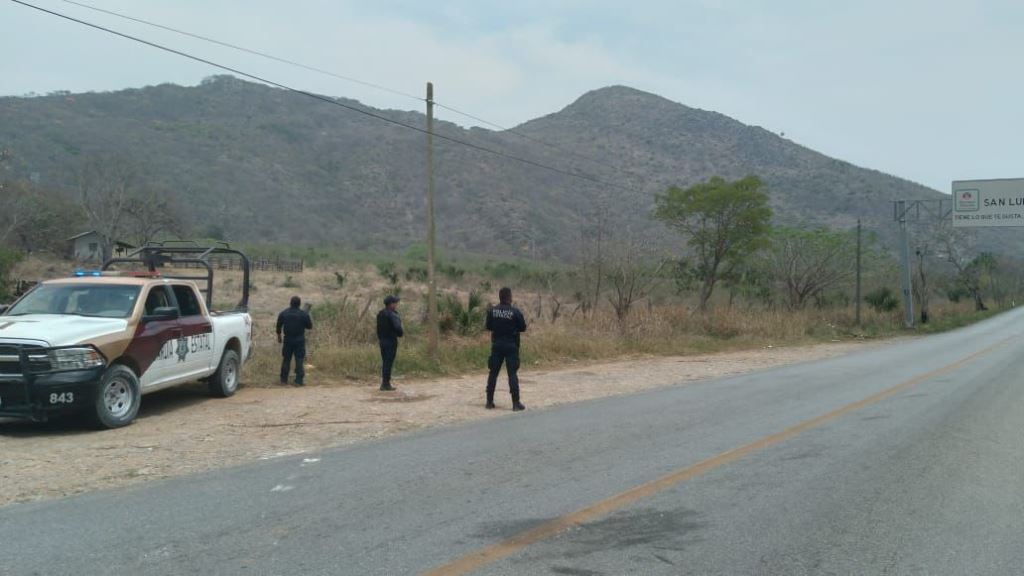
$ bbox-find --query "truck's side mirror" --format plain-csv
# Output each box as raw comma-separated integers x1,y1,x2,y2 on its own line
0,305,8,314
143,306,180,323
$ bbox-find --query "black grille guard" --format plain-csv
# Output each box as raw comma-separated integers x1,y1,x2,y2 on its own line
0,344,108,383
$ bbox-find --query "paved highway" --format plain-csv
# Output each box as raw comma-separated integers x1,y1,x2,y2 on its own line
3,309,1024,575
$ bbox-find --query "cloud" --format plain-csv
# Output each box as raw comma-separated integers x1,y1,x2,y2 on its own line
3,0,1022,190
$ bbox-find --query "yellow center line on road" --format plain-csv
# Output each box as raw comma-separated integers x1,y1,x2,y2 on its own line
421,336,1013,576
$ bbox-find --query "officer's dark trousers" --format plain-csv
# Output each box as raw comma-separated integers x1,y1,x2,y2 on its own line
380,340,398,385
280,340,306,384
486,341,520,404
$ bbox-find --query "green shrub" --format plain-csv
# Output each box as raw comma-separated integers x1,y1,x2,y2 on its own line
376,261,399,285
946,285,970,303
440,264,465,281
865,287,899,312
0,248,24,301
404,243,445,264
405,266,428,282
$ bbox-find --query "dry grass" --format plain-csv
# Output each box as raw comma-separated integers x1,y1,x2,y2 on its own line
10,255,998,387
248,291,983,387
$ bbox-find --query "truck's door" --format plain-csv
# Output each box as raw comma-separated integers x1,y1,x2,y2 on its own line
131,285,180,388
170,284,215,378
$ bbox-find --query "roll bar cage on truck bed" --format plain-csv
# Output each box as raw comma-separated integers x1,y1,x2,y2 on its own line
102,240,251,311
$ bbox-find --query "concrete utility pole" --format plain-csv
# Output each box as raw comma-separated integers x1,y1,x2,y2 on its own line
425,82,440,361
856,218,862,326
892,199,953,329
892,200,954,330
897,201,915,328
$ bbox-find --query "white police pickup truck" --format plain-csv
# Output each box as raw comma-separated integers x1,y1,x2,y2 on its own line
0,243,253,428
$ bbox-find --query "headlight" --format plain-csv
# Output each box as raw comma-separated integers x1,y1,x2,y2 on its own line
45,347,107,370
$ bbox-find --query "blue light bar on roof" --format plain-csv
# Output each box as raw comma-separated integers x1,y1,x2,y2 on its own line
73,270,103,277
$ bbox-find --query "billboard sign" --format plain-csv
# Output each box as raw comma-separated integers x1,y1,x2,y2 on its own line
952,178,1024,227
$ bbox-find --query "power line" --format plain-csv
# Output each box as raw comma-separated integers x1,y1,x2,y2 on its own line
11,0,636,193
57,0,619,174
58,0,424,104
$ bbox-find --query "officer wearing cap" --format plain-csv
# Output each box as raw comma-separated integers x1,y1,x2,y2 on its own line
376,295,404,391
485,286,527,411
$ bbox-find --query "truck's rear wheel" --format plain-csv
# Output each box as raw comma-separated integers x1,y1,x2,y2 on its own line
209,349,240,398
89,364,141,429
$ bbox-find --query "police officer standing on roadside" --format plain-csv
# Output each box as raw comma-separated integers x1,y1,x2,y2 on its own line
376,295,403,391
277,295,313,386
485,286,527,411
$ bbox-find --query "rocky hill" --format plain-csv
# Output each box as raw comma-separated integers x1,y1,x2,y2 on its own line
0,76,948,259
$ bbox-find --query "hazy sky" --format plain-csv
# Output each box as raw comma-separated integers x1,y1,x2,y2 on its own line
2,0,1020,192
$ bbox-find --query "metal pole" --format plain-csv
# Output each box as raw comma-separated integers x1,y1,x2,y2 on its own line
855,218,862,326
425,82,440,361
897,201,914,328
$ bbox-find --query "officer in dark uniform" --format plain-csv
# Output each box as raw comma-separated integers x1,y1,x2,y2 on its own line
485,286,527,411
376,295,404,391
276,295,313,386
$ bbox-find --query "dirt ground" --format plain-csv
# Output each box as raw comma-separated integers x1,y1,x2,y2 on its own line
0,339,890,508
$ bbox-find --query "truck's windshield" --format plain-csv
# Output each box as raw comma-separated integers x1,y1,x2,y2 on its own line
5,284,141,319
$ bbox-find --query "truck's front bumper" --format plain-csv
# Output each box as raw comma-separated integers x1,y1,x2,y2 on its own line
0,369,104,421
0,347,105,422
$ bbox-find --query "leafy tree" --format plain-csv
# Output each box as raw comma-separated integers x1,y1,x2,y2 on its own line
654,175,772,310
668,258,697,296
722,260,776,309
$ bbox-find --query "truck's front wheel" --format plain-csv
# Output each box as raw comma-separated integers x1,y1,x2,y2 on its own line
89,364,141,429
209,349,240,398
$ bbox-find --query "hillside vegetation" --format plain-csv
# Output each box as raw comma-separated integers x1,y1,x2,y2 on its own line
0,76,956,259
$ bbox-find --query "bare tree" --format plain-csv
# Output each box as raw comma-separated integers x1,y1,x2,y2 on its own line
77,157,136,261
124,187,181,246
913,244,932,323
533,270,563,323
0,151,24,245
763,227,855,310
0,180,80,253
0,182,33,246
577,194,612,317
604,233,666,333
937,222,988,311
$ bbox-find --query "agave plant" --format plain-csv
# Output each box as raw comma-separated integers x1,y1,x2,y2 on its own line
438,291,485,336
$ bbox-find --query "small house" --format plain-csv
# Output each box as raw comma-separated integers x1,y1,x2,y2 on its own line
68,231,134,263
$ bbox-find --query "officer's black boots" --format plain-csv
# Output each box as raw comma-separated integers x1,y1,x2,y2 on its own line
485,402,496,409
380,382,396,391
513,402,526,411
